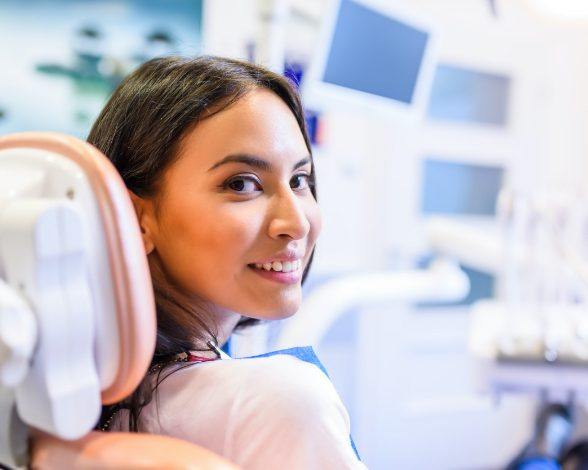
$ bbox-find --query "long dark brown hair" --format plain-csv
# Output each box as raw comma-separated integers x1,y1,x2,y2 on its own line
88,55,317,431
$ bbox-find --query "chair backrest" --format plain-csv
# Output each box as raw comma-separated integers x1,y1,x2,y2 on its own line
0,132,237,469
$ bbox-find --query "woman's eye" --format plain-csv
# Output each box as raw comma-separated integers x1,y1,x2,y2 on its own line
290,174,312,191
225,176,261,194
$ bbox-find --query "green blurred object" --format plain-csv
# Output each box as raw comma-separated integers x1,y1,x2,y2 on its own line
0,0,202,136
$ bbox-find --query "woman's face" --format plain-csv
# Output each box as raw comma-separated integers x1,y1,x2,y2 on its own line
141,89,321,320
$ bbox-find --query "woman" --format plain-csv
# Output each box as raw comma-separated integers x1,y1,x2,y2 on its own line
88,56,364,469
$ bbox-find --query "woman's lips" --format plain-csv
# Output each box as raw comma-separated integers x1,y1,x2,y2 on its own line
248,264,302,285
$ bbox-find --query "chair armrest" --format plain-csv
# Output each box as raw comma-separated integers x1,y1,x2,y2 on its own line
31,431,239,470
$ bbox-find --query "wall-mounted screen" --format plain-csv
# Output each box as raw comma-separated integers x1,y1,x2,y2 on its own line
303,0,435,114
323,0,429,104
427,64,511,126
421,158,504,215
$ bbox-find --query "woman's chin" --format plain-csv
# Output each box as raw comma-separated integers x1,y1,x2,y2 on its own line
244,297,301,321
274,305,299,320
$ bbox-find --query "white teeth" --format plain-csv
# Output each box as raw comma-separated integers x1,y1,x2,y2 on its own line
254,259,303,272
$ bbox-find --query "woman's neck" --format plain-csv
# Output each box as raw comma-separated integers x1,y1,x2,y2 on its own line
216,310,242,347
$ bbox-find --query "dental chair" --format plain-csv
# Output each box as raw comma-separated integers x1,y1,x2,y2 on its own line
0,132,236,469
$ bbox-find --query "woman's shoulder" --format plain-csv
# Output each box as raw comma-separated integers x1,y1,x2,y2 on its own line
154,354,348,425
139,355,362,469
171,354,337,400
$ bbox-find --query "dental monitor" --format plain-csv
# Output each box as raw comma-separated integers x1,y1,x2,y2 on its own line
302,0,436,116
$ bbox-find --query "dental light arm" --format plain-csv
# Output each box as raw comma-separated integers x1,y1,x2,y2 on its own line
426,217,504,274
275,258,470,349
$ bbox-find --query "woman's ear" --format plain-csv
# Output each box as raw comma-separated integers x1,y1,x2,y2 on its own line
128,191,156,255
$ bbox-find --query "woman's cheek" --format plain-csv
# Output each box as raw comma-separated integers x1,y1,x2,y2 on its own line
226,200,267,234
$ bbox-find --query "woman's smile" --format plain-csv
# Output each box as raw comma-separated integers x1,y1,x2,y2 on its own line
247,263,304,285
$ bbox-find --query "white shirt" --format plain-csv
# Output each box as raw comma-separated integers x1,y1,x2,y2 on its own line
113,355,366,469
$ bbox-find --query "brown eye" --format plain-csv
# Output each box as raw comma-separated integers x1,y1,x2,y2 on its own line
290,174,311,190
225,176,261,194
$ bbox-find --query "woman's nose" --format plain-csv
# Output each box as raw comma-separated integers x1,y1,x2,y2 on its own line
267,190,311,241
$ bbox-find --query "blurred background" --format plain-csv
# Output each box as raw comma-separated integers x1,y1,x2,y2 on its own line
4,0,588,468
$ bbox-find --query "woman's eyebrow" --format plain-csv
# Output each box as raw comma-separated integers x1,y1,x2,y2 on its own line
207,153,312,172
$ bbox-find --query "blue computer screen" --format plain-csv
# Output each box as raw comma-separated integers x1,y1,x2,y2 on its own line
421,159,504,215
427,64,511,126
322,0,429,104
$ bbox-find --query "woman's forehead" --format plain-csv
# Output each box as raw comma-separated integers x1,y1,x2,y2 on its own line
176,89,308,170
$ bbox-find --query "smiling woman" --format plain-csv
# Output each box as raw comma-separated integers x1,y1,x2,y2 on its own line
87,56,364,469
